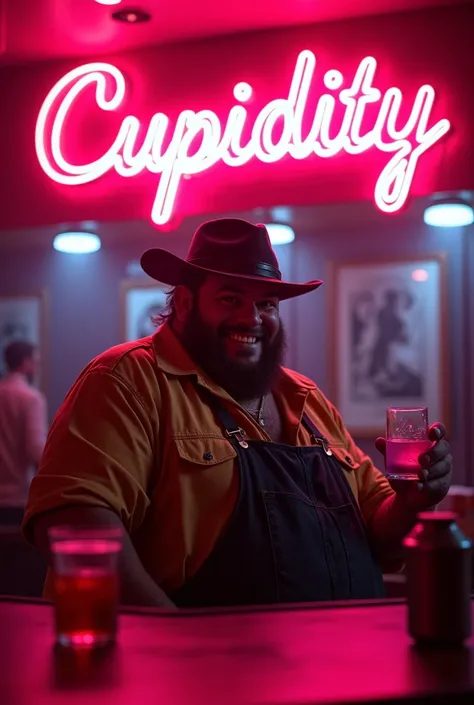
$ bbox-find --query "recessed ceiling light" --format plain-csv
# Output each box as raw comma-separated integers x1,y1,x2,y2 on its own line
424,199,474,227
53,232,101,254
112,8,151,23
265,224,295,245
95,0,122,6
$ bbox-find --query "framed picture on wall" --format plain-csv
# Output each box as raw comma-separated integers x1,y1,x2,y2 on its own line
0,292,48,390
328,255,448,437
120,278,169,342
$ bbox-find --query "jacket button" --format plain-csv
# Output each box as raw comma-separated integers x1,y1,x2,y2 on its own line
203,451,214,461
345,455,353,465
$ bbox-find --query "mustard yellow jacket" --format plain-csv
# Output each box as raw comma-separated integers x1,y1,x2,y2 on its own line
23,323,394,595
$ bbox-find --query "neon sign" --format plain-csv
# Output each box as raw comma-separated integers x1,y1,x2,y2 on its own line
35,50,451,225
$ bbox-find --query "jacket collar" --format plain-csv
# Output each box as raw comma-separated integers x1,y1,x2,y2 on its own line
152,322,198,377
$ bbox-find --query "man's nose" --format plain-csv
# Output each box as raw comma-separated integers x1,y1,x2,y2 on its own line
236,301,262,328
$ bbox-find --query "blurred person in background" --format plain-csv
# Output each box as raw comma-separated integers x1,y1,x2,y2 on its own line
0,341,47,525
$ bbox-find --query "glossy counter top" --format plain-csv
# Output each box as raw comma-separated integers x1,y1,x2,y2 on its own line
1,597,473,705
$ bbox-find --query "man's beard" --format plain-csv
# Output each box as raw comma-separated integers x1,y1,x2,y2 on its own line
179,306,287,401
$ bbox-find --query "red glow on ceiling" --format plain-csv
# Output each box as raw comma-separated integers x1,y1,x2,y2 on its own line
1,0,460,65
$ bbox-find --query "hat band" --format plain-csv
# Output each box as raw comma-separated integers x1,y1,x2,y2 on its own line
187,257,282,280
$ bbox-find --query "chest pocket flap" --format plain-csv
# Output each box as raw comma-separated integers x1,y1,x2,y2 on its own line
174,435,237,466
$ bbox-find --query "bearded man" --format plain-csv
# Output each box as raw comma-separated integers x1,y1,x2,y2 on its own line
23,218,452,608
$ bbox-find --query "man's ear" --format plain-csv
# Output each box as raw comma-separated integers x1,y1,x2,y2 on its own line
173,284,195,324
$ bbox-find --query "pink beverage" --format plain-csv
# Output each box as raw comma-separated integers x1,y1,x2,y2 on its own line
386,438,432,480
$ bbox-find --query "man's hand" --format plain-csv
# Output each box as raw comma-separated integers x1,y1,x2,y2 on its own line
375,422,453,511
369,423,453,555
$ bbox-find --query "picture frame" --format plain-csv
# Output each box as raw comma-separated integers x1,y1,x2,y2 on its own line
0,291,48,392
328,254,449,437
120,278,170,342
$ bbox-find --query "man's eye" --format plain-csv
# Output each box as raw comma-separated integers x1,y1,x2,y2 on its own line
220,296,237,305
262,301,277,310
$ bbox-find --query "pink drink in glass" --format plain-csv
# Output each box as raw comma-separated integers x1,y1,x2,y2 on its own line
386,438,432,480
386,406,431,482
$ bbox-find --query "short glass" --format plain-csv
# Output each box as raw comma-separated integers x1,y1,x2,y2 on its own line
48,526,123,648
385,406,431,481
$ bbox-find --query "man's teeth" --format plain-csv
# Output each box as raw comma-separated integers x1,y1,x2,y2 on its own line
229,333,258,344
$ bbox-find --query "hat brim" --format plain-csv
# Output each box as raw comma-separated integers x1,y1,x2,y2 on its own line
140,249,323,301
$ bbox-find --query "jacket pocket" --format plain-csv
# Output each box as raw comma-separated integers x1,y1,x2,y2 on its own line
174,435,237,467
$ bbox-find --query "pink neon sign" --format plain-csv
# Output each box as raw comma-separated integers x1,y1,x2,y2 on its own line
35,50,451,225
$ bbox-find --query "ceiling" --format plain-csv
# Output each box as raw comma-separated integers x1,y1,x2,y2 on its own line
0,0,466,66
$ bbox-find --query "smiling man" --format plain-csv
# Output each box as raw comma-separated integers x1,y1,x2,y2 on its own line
22,218,453,608
176,274,286,414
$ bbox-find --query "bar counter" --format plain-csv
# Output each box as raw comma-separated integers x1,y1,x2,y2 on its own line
1,597,473,705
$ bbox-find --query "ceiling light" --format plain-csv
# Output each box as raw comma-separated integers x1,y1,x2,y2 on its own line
95,0,122,5
112,8,151,23
53,232,101,254
270,206,293,223
423,199,474,227
265,224,295,245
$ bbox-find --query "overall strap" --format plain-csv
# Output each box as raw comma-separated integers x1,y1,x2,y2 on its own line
301,412,325,438
301,413,333,456
201,388,249,449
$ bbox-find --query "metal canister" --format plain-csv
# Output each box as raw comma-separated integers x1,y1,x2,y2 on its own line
403,511,472,647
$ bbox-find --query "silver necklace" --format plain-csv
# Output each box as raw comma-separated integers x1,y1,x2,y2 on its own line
247,396,266,427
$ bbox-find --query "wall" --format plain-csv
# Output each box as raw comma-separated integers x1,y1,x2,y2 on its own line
467,214,474,481
0,207,472,484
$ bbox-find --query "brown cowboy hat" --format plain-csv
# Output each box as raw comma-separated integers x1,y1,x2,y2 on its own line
141,218,322,301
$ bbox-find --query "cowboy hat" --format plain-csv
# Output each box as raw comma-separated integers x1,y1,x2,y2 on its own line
140,218,322,301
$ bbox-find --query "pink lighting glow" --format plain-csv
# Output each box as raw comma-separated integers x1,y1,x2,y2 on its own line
35,51,451,226
411,268,429,282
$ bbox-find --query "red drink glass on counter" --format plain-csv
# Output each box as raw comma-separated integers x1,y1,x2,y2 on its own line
48,526,123,648
385,406,431,482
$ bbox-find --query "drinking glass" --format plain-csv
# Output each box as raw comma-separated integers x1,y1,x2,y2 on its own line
48,526,123,648
385,407,431,481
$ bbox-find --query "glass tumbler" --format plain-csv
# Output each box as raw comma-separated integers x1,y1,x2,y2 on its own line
386,406,431,482
49,526,123,648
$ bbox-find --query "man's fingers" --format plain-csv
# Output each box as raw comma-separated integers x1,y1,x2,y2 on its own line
418,455,452,481
419,440,450,467
428,422,445,442
375,437,386,456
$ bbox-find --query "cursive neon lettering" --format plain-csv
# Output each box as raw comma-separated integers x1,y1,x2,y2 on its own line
35,51,451,224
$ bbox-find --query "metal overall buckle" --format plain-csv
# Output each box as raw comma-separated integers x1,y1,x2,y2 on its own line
226,427,249,449
311,434,333,456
